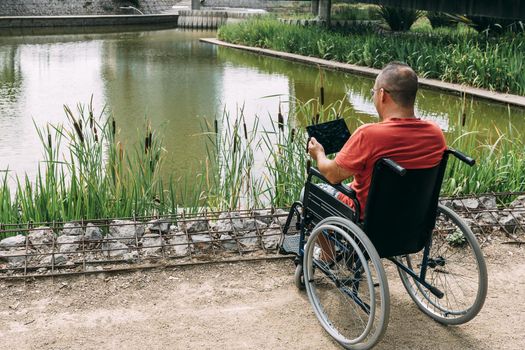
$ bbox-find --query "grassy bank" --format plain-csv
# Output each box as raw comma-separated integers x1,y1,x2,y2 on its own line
1,97,524,224
217,18,525,95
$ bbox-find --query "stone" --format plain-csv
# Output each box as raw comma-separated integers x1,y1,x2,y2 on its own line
440,199,454,209
510,195,525,208
40,254,67,266
28,226,54,250
191,233,213,250
0,235,26,250
0,249,26,266
62,222,84,236
102,241,128,258
253,209,273,225
181,219,208,233
122,251,139,262
84,223,103,242
242,219,268,231
108,220,145,245
170,231,191,257
478,195,498,209
452,198,479,210
475,212,499,226
273,208,295,227
239,234,259,249
57,235,79,253
146,219,171,234
142,233,163,255
262,229,281,250
499,214,520,233
220,234,237,251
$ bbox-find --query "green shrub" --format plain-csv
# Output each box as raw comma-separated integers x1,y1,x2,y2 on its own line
378,6,424,31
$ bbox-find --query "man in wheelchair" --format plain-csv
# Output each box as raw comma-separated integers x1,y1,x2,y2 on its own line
282,62,488,349
308,61,446,219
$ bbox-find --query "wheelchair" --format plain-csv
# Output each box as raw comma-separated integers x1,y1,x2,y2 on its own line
279,148,488,349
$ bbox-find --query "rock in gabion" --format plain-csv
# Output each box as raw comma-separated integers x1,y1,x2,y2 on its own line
242,219,267,231
0,235,26,250
62,222,84,236
57,235,79,253
147,219,171,234
0,249,26,266
478,196,498,210
142,233,163,255
108,220,145,245
181,219,208,233
170,231,191,256
191,233,213,250
262,229,280,250
123,251,139,262
102,241,128,258
252,209,273,225
475,212,499,226
499,214,520,234
239,234,258,249
28,227,54,250
40,254,67,266
452,198,479,210
84,223,103,242
219,234,237,251
212,212,244,233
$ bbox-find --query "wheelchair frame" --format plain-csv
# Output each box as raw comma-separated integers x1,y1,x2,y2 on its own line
280,148,488,349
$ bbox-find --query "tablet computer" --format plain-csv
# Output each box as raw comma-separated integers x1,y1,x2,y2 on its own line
306,119,351,155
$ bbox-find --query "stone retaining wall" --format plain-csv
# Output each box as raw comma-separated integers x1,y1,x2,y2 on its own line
0,0,177,16
0,14,178,28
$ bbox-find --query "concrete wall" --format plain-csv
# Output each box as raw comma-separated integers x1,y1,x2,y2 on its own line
0,0,177,16
201,0,309,11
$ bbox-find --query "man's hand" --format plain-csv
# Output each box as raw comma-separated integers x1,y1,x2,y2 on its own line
308,137,353,184
308,137,325,161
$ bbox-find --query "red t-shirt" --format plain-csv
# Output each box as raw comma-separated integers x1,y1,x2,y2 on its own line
334,118,447,219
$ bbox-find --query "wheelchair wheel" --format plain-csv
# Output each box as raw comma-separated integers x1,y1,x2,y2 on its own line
294,264,305,290
397,204,488,325
304,217,390,350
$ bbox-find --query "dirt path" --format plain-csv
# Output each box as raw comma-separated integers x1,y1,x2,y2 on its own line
0,242,523,350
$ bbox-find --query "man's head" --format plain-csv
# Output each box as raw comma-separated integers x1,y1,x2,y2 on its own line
372,62,418,120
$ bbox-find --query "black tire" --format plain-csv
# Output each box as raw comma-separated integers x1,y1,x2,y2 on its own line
397,204,488,325
294,264,305,290
304,217,390,350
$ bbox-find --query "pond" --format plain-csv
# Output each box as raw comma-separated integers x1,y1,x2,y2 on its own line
1,26,524,184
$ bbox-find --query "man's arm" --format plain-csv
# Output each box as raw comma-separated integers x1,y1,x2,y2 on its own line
308,137,353,184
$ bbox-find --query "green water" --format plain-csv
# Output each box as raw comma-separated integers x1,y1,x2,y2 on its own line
1,27,524,183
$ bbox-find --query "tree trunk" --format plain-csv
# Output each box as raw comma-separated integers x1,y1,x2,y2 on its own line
318,0,331,26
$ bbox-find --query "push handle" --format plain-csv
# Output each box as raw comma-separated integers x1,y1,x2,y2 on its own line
447,148,476,166
308,167,356,199
381,158,406,176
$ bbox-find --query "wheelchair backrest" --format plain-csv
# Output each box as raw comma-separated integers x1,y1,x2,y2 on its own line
363,155,448,258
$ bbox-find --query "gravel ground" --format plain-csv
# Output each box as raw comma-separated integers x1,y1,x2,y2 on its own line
0,240,523,350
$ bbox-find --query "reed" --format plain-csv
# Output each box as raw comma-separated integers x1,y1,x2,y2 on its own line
1,96,524,225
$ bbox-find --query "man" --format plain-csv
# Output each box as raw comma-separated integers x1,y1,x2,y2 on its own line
308,62,447,220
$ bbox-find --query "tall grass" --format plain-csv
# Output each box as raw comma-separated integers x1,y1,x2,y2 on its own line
218,18,525,95
0,96,523,225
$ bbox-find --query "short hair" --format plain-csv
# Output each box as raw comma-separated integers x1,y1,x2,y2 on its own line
377,62,418,108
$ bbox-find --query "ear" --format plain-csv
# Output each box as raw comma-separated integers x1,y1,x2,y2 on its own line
380,88,388,103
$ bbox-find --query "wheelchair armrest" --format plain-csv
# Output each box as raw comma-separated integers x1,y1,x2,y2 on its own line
446,148,476,166
308,167,356,199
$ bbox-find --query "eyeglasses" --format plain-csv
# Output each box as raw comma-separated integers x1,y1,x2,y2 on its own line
370,87,391,97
